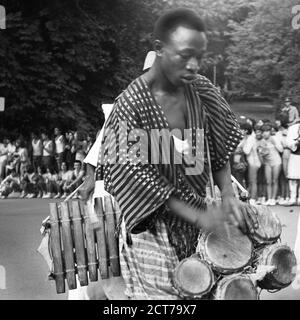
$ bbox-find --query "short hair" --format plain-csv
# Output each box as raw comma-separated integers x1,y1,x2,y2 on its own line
261,124,272,132
240,122,253,135
254,124,263,131
153,8,205,42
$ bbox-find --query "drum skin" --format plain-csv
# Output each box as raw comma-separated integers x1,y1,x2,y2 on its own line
257,243,297,290
248,205,282,245
173,254,215,299
213,274,258,300
197,225,253,275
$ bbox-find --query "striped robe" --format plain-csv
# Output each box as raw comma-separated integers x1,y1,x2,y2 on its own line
96,75,242,299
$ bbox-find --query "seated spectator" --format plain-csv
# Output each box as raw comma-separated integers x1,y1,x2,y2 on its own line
54,162,72,199
42,167,58,199
20,166,36,198
0,169,20,199
32,166,46,198
62,160,85,199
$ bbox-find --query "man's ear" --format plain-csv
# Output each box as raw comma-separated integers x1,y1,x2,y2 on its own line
153,40,164,57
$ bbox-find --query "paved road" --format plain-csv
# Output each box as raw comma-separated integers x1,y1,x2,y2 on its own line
0,198,299,300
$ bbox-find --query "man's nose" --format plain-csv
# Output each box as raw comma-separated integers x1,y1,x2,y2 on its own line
186,57,200,73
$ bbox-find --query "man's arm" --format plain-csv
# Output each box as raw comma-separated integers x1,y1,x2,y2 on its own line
213,161,257,234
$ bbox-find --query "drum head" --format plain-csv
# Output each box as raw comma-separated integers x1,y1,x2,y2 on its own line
222,276,257,300
174,257,213,297
204,225,252,273
270,246,297,286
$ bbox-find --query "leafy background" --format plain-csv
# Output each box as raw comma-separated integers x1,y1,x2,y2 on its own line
0,0,299,138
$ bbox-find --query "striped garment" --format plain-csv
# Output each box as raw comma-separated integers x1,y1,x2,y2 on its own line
97,74,242,299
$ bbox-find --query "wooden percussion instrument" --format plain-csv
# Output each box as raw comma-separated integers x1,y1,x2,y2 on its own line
48,196,121,294
196,224,253,275
248,205,282,246
255,243,297,290
173,254,215,299
213,274,258,300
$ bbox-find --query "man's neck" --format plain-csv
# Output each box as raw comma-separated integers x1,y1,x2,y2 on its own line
144,61,184,95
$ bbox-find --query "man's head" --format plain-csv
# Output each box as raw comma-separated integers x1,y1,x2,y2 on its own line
284,97,291,107
74,160,81,171
54,128,61,136
153,8,207,87
61,162,67,171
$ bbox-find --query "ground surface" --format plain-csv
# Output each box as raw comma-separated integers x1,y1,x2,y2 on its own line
0,197,299,300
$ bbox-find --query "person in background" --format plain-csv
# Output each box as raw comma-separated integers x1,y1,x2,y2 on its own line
33,166,46,198
86,132,95,154
54,127,65,173
64,131,75,170
19,165,35,198
31,132,43,173
0,138,10,181
257,124,283,205
285,121,300,206
281,97,299,127
16,139,30,176
275,117,290,205
73,131,87,165
54,162,72,199
41,131,54,172
42,167,58,199
0,169,20,199
231,122,249,188
242,122,262,205
63,160,85,199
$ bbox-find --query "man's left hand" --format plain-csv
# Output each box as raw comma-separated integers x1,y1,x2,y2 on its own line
221,195,259,234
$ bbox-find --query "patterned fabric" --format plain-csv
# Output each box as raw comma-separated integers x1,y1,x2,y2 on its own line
96,74,242,299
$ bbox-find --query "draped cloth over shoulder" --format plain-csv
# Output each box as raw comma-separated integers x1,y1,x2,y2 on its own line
96,74,242,299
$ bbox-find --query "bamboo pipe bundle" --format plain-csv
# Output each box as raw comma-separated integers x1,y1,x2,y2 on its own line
71,200,88,286
104,196,121,277
49,202,65,294
94,197,109,279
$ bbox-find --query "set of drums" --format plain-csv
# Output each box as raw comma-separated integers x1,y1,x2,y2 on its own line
173,205,297,300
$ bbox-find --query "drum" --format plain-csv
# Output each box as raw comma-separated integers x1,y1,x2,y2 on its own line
197,224,253,275
213,274,258,300
47,196,121,294
256,243,297,290
248,205,282,245
173,254,215,299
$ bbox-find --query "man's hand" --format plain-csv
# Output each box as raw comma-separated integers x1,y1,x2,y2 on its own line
78,174,95,201
221,195,259,234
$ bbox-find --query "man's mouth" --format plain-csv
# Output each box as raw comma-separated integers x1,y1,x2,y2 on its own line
182,74,197,81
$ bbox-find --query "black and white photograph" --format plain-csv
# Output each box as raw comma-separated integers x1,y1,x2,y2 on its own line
0,0,300,306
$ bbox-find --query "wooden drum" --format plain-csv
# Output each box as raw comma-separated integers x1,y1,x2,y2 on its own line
48,196,120,294
173,254,215,299
248,205,282,246
213,274,258,300
196,224,253,275
256,243,297,290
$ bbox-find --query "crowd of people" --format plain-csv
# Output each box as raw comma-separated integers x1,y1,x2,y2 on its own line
0,128,95,199
231,97,300,206
1,101,299,206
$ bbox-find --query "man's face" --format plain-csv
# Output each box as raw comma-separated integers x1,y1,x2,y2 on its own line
61,162,67,171
74,162,80,171
54,128,60,136
255,130,262,139
158,26,207,87
284,100,291,107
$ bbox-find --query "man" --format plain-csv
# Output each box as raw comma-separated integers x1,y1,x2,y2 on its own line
281,97,299,127
41,131,54,171
96,8,257,299
63,160,85,198
54,128,65,172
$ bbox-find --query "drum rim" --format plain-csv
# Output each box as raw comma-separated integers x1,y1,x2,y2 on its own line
173,256,215,298
200,229,253,274
214,274,258,300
